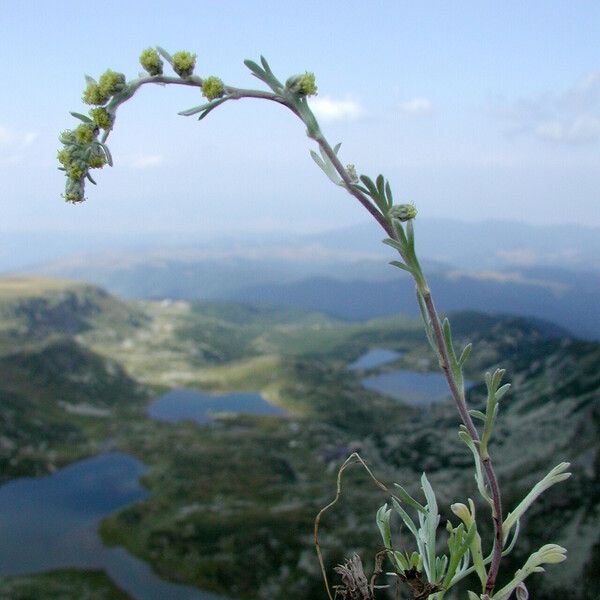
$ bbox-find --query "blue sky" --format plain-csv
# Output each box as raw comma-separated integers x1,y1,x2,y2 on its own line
1,1,599,236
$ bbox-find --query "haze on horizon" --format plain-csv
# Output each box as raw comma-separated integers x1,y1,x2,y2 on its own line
1,1,599,237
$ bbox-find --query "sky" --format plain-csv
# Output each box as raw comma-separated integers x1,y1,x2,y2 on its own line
1,1,599,238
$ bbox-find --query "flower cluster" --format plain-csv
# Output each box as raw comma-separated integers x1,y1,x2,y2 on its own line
202,76,224,101
82,69,127,106
89,107,113,130
388,203,417,222
286,72,318,96
57,122,109,203
172,51,196,78
140,48,163,76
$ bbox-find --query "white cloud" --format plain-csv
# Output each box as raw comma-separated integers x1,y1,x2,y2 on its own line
534,115,600,143
398,97,433,115
0,125,38,165
309,96,364,122
497,72,600,144
130,154,164,169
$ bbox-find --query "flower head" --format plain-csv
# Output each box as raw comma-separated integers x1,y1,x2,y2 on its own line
82,82,109,106
63,178,85,204
88,147,107,169
89,107,113,130
74,123,98,145
67,164,85,181
140,48,163,76
286,72,318,96
57,147,73,167
202,76,224,101
388,203,417,222
59,130,76,144
98,69,126,97
172,51,196,78
346,164,358,183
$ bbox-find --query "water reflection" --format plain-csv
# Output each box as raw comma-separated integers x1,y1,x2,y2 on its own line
0,452,224,600
148,388,286,425
352,349,471,406
347,348,402,370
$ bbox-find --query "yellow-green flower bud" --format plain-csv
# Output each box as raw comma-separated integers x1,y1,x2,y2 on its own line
59,130,76,145
286,72,318,96
89,107,113,130
67,164,85,181
450,502,474,527
140,47,163,76
172,51,196,78
346,164,358,183
202,76,224,101
88,146,107,169
63,178,85,203
82,82,110,105
388,203,417,222
57,147,73,167
98,69,126,97
74,123,97,144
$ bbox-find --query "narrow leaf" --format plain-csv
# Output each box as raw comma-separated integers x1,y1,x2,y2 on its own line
156,46,174,65
458,343,472,366
97,142,113,167
310,149,325,170
244,59,266,78
389,260,414,273
503,463,571,539
376,505,392,549
353,184,371,196
394,551,409,572
382,238,404,251
496,383,511,401
70,112,93,123
376,174,385,199
469,410,487,422
394,483,426,513
391,497,419,538
359,175,378,198
385,181,393,207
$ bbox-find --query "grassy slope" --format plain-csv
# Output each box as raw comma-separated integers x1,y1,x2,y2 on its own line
0,278,149,481
0,569,133,600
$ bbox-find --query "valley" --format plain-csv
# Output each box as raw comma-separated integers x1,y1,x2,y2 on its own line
0,278,597,599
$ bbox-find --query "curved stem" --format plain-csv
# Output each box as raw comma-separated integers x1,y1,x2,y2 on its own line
101,75,284,143
287,101,504,593
313,132,393,236
88,69,504,594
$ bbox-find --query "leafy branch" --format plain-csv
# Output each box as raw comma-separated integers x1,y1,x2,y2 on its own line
58,47,571,600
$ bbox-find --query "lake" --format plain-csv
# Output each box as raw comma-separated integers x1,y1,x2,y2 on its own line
0,452,224,600
148,387,286,425
347,348,402,370
351,349,472,406
0,386,288,598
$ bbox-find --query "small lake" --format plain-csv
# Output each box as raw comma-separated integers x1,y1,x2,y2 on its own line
352,349,472,406
347,348,402,370
148,388,286,425
0,452,224,600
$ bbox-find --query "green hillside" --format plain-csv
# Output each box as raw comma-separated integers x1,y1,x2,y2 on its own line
0,277,597,600
0,279,148,481
0,569,132,600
